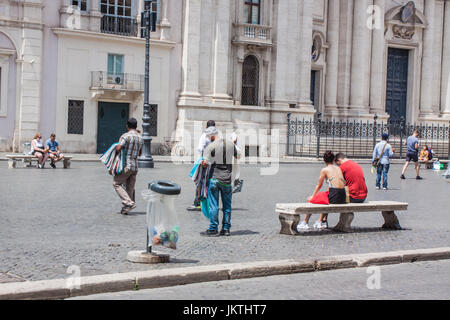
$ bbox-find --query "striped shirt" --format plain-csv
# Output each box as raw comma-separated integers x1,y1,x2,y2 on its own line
119,130,143,172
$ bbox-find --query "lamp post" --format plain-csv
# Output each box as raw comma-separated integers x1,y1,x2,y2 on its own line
138,1,156,169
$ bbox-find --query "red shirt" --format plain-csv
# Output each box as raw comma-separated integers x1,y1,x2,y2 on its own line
339,160,368,200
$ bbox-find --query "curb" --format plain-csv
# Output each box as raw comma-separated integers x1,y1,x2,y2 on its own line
0,247,449,300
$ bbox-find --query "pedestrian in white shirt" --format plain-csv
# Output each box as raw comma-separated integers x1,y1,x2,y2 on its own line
187,120,216,211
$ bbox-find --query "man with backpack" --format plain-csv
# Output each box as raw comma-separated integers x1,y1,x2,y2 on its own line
372,133,395,190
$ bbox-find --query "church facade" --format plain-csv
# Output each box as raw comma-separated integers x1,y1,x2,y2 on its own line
0,0,449,155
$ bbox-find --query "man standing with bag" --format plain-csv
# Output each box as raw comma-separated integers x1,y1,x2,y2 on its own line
372,133,395,190
201,127,239,236
113,118,143,215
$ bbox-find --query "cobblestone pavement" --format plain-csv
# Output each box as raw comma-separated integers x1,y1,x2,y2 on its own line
71,260,450,300
0,161,449,282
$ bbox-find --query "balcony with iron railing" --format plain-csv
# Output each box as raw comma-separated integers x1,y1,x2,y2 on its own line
100,15,138,37
232,23,272,47
90,71,145,92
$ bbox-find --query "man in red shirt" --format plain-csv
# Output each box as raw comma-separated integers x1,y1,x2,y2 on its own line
335,153,368,203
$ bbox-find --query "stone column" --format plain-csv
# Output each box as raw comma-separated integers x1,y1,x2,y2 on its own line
298,0,314,110
324,0,340,114
212,0,232,101
234,56,244,104
89,0,102,32
350,0,373,113
441,0,450,115
337,0,354,108
160,0,172,40
180,0,201,99
420,0,436,116
369,0,386,115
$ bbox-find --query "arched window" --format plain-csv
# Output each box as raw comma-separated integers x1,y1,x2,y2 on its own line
241,55,259,106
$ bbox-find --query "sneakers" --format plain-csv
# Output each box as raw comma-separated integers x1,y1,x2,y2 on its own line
121,203,136,215
376,186,380,190
383,187,388,190
219,229,231,236
297,221,310,232
400,174,406,180
201,230,219,236
316,221,328,230
416,176,423,180
187,205,201,211
50,162,56,169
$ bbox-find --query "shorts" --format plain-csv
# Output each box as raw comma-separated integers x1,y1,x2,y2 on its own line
406,152,418,163
328,187,347,204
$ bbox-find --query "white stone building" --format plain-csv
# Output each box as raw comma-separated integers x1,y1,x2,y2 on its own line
1,0,449,155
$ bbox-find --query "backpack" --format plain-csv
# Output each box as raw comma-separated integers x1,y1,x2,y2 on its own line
427,147,433,161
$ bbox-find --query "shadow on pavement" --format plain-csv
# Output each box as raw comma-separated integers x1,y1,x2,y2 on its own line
294,227,411,237
169,258,200,264
230,230,259,236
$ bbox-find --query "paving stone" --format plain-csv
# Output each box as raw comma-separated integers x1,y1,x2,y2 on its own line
0,162,448,281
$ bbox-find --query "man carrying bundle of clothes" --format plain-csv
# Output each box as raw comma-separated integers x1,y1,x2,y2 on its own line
113,118,143,215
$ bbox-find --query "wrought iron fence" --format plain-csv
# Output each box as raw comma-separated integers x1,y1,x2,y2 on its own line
101,16,138,37
286,114,450,160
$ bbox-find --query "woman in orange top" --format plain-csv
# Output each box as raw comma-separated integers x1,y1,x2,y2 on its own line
419,146,429,162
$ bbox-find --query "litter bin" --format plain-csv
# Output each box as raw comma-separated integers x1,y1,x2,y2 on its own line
127,180,181,264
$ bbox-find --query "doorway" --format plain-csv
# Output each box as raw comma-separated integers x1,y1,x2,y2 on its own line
386,48,409,122
97,102,129,154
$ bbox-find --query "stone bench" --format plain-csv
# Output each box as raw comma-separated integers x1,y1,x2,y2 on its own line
276,201,408,235
6,155,72,169
419,160,449,170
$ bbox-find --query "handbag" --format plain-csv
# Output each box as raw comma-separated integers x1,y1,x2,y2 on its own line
372,142,388,168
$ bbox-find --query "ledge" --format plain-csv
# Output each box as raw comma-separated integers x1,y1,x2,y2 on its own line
52,28,176,49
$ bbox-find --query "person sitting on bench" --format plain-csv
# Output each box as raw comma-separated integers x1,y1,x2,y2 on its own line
31,133,49,169
46,133,64,169
298,151,347,231
419,145,430,163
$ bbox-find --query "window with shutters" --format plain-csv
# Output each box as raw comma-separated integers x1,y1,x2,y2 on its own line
241,55,259,106
67,100,84,135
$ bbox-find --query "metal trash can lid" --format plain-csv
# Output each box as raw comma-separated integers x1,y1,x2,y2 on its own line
149,180,181,195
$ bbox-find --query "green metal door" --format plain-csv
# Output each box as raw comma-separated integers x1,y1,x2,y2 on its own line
97,102,130,154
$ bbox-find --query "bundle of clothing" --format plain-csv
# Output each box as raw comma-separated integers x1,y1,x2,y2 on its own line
189,157,211,219
100,143,124,176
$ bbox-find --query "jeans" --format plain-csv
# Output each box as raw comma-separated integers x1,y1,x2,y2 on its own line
376,163,390,188
208,179,232,231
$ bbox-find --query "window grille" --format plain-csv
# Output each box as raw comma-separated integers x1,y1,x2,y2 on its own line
67,100,84,135
241,55,259,106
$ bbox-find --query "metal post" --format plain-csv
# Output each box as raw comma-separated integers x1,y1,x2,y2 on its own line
373,114,378,150
448,122,450,160
316,112,322,158
138,5,154,169
399,117,405,158
286,113,291,156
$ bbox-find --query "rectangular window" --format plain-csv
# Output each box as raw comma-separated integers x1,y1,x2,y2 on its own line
107,54,124,84
67,100,84,135
71,0,88,12
244,0,260,24
101,0,134,17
